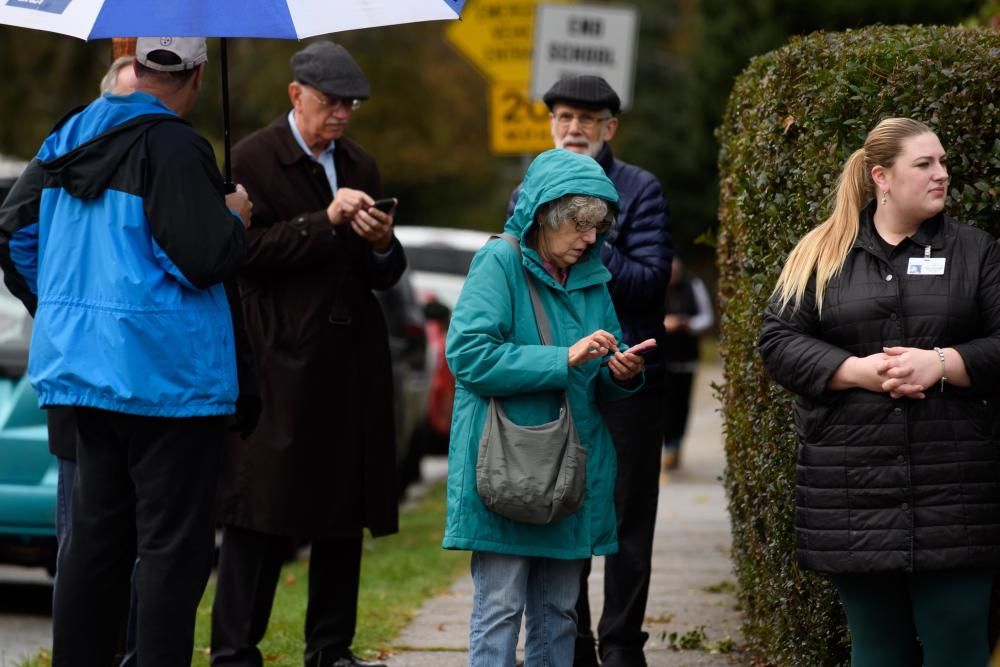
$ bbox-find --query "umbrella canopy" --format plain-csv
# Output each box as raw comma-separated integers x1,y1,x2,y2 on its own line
0,0,466,40
0,0,466,186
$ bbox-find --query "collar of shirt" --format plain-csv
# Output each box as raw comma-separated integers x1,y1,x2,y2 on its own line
287,110,338,194
541,257,568,286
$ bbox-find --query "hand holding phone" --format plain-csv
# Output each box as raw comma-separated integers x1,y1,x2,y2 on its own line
370,197,397,214
626,338,658,356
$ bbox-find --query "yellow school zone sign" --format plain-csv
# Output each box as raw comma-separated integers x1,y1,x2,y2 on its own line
445,0,572,155
489,83,553,155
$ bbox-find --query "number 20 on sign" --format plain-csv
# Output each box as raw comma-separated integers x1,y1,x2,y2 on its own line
489,83,553,155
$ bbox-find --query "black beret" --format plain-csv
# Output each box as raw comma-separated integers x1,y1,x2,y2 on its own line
290,40,371,101
542,75,621,115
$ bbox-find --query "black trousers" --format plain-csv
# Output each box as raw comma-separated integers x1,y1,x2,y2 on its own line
662,371,695,452
577,390,664,664
211,524,363,667
52,408,225,667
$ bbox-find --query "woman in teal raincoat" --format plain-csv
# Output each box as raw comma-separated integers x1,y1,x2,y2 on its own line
443,149,645,666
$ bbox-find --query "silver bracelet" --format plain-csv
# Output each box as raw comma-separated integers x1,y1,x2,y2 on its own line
933,346,947,392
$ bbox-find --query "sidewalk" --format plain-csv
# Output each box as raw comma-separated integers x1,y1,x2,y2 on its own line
386,363,746,666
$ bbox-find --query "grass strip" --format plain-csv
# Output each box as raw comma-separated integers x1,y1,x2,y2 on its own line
191,480,469,665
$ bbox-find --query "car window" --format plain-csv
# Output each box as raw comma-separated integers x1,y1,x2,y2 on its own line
405,246,477,276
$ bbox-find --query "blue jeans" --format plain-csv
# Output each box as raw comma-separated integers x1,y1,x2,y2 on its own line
469,551,584,667
56,457,76,547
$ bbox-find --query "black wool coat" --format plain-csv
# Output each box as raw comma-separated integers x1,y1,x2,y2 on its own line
217,115,405,539
759,202,1000,573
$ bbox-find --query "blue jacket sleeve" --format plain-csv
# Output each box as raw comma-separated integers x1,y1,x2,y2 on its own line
446,247,569,397
506,185,520,219
0,159,44,315
601,173,672,311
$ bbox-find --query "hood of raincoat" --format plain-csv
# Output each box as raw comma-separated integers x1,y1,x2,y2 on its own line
504,148,619,244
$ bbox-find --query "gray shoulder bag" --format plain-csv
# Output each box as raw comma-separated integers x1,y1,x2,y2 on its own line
474,233,587,525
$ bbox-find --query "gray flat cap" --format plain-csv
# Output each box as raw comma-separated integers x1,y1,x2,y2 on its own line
291,40,370,100
542,75,621,115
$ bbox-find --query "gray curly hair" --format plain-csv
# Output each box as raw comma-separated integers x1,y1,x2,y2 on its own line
536,194,615,231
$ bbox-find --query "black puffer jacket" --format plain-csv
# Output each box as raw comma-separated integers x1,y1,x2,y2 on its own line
759,202,1000,573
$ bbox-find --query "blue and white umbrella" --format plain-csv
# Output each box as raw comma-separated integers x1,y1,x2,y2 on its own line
0,0,466,39
0,0,467,184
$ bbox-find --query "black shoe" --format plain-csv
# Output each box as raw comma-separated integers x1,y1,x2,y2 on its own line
598,647,646,667
574,634,600,667
329,653,387,667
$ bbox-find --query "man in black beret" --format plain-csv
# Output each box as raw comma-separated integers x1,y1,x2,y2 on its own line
509,75,673,667
210,39,403,667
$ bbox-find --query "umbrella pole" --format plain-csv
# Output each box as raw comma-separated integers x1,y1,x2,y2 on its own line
221,37,234,193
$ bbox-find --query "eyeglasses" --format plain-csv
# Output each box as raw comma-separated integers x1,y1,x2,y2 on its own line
574,218,613,234
303,87,362,112
553,111,612,129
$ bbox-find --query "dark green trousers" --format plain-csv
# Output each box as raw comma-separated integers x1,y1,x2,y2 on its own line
832,569,993,667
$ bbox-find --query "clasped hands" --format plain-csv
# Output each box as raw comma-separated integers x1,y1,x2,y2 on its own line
325,187,395,252
568,329,643,383
849,346,944,399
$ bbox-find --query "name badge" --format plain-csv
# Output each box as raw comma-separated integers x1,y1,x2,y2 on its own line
907,257,946,275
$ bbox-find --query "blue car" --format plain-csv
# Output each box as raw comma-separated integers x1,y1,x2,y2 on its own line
0,166,57,574
0,277,57,575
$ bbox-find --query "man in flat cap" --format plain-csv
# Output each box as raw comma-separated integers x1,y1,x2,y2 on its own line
210,40,403,667
0,37,252,666
508,75,673,667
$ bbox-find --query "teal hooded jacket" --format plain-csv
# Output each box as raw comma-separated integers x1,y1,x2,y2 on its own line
442,149,641,559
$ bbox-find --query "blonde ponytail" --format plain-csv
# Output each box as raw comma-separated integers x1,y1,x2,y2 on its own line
772,117,933,314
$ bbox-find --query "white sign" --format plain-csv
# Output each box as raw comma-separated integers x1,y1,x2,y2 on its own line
530,3,638,110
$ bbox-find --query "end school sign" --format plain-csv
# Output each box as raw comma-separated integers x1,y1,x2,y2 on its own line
531,3,638,110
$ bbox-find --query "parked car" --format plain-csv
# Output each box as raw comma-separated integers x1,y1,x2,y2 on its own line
373,268,432,494
394,226,492,455
393,226,493,309
0,274,56,575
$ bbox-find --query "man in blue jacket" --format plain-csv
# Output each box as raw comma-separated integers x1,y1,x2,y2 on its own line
0,37,252,667
508,75,673,667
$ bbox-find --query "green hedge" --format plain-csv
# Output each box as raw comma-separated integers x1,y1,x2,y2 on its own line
717,24,1000,666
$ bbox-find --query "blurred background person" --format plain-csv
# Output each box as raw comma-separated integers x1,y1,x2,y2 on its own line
445,148,644,667
759,117,998,666
660,256,714,473
99,55,137,96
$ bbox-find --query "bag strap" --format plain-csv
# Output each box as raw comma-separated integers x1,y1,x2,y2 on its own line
490,233,573,417
491,233,553,346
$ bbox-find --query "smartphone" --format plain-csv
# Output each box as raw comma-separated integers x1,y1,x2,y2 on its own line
627,338,658,356
371,197,397,214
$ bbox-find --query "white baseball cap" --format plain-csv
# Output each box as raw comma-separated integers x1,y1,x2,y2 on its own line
135,37,208,72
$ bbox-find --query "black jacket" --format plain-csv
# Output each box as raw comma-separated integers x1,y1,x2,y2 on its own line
759,203,1000,573
217,115,405,539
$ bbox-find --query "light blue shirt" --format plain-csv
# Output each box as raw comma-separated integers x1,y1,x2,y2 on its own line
285,112,394,260
288,110,338,194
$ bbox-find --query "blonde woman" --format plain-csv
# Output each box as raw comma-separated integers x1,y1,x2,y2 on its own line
758,117,999,666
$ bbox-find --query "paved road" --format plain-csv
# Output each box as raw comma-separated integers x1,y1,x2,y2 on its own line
0,564,51,664
385,363,746,666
